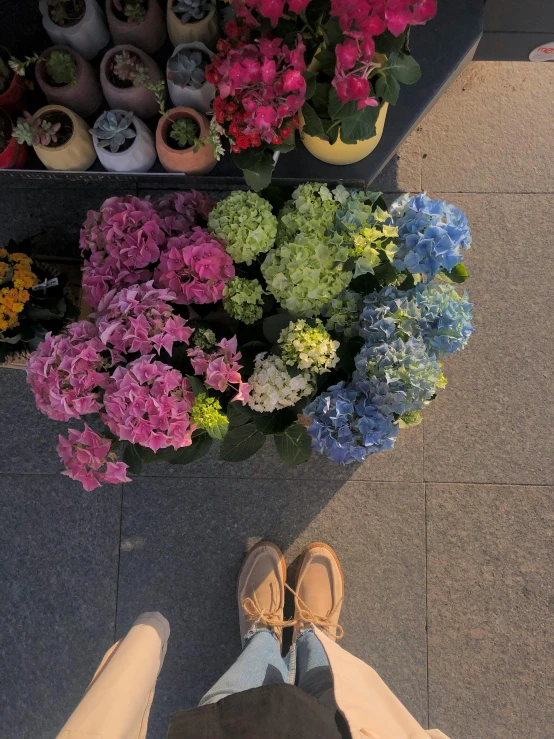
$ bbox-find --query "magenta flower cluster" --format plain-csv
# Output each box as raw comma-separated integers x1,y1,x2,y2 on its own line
96,282,194,358
26,321,110,422
330,0,437,107
102,356,197,453
80,192,225,310
233,0,311,27
188,336,251,403
58,425,131,492
154,228,235,305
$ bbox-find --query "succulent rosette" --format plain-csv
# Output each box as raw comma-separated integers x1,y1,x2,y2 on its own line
29,185,473,488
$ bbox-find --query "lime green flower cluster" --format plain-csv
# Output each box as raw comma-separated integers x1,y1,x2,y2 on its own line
190,394,229,440
193,327,217,350
277,183,340,243
208,191,277,265
278,319,340,374
321,290,362,336
223,277,265,325
261,234,351,317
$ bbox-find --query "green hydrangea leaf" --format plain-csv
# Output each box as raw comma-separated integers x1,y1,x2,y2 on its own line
122,442,144,475
442,263,469,283
274,423,312,466
303,70,317,101
227,401,255,427
328,87,358,120
301,103,326,138
375,72,400,105
186,375,206,397
339,105,380,144
167,431,213,464
263,312,294,344
220,424,266,462
386,51,421,85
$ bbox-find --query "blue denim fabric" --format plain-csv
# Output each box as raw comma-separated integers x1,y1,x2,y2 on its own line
199,629,334,708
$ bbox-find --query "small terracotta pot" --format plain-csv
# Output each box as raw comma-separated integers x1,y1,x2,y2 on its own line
0,110,27,169
156,106,216,174
107,0,167,55
32,104,96,171
100,44,164,119
36,46,103,119
167,1,219,50
0,70,26,115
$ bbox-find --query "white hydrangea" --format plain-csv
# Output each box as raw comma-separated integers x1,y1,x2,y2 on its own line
247,353,314,413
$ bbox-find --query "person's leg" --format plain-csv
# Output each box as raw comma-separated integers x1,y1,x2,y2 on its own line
200,541,290,706
199,630,288,705
295,628,333,698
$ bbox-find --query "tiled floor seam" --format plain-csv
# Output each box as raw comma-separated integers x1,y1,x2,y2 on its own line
424,480,430,730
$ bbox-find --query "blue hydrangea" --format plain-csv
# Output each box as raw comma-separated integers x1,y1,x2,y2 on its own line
353,336,442,416
305,382,398,465
390,193,471,278
360,283,474,357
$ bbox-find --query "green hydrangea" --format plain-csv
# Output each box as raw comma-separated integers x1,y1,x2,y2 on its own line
207,191,277,265
261,234,352,318
193,328,217,350
321,290,362,336
277,183,340,243
223,277,265,325
190,394,229,440
278,319,340,374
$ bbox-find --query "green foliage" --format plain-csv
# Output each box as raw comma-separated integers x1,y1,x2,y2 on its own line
274,423,312,466
219,423,265,462
170,117,200,148
45,50,77,86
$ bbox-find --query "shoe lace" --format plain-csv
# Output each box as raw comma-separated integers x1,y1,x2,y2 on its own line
242,593,294,631
285,583,344,640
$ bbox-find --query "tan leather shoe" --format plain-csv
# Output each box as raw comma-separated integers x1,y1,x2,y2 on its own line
238,541,287,647
293,542,344,642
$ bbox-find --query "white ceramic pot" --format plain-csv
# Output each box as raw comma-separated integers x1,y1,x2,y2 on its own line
167,42,215,114
92,110,156,173
39,0,111,61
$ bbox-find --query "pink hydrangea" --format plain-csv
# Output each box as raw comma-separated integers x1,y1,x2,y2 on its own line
154,190,217,235
187,336,251,403
99,195,166,270
95,282,194,358
232,0,310,26
26,321,111,422
58,424,131,492
154,227,235,305
102,356,196,452
82,250,153,310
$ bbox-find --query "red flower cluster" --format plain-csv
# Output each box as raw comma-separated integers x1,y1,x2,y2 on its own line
330,0,437,107
206,29,306,153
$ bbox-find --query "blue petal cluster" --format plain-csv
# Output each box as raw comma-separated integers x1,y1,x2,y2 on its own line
353,336,442,416
390,193,471,278
360,283,474,357
306,382,399,465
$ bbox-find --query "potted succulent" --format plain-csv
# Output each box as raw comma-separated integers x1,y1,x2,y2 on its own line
12,105,96,171
167,0,219,50
0,108,28,169
106,0,167,55
39,0,110,61
0,48,27,114
35,46,102,118
155,105,216,174
167,42,214,113
100,45,164,119
90,109,156,172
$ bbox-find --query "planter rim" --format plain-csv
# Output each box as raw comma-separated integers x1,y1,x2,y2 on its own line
156,106,207,155
36,45,85,92
0,65,21,102
107,0,156,26
100,44,157,95
91,109,142,157
32,104,81,154
167,41,214,92
168,3,216,27
41,0,93,29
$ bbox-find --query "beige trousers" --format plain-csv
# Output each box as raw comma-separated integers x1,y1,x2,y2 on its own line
57,612,170,739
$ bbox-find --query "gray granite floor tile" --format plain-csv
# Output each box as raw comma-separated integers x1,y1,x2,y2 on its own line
0,368,69,474
0,187,134,257
423,193,554,485
420,63,554,193
427,483,554,739
0,474,122,739
117,478,427,738
372,129,422,193
142,422,423,482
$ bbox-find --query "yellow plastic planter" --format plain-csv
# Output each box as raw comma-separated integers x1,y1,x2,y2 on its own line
300,102,389,165
167,2,219,50
32,105,96,171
